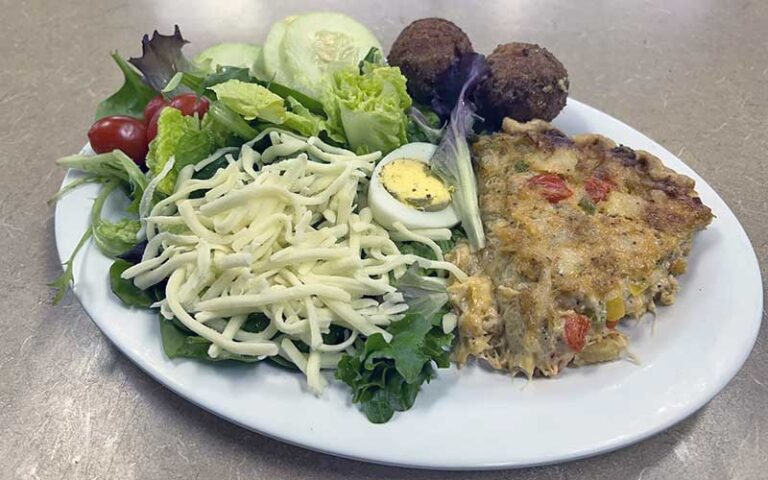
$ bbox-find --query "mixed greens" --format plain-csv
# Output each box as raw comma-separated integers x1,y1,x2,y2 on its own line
51,12,486,423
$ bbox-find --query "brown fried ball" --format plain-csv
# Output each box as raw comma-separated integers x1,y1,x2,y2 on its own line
388,18,474,103
477,43,569,126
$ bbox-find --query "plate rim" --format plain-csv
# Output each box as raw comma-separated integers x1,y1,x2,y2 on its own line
53,98,764,470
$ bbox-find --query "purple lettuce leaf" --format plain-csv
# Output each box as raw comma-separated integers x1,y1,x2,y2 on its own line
429,53,489,250
129,25,191,92
430,52,489,119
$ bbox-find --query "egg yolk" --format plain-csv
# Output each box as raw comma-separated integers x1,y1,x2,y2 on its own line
379,158,452,211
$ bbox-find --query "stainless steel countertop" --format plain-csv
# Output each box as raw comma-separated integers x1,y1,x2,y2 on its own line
2,1,766,478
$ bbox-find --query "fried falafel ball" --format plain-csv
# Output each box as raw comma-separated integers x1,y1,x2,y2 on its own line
388,18,474,104
477,42,569,126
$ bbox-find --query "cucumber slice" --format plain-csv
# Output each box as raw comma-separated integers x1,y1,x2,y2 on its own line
193,43,262,76
261,15,298,86
281,12,382,98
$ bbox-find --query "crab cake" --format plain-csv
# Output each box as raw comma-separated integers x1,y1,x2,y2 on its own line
448,119,712,377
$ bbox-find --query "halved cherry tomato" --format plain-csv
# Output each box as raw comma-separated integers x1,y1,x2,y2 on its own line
585,176,614,202
169,93,210,118
143,95,168,124
527,173,572,203
88,116,148,166
564,313,590,352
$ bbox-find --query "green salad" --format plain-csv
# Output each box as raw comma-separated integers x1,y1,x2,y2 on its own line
51,11,488,423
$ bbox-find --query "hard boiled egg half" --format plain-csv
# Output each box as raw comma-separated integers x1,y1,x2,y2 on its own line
368,142,460,230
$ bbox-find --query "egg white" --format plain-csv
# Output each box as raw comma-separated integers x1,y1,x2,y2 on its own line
368,143,460,230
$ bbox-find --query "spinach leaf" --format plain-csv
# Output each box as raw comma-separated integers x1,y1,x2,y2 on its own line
95,53,158,121
159,316,263,363
192,153,230,181
109,259,154,308
267,355,300,371
117,240,147,264
242,313,270,333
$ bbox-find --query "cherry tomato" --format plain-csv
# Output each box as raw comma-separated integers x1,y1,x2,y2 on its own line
527,173,572,203
564,313,590,352
169,93,210,118
146,107,164,143
143,95,168,123
585,176,614,202
88,116,148,166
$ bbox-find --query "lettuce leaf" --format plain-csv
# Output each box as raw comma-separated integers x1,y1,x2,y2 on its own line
49,179,142,303
208,80,325,137
56,150,148,213
95,53,158,120
430,53,489,250
323,63,411,155
109,259,154,308
89,180,141,257
159,316,264,362
336,306,452,424
145,107,201,195
93,217,141,257
282,97,324,137
208,80,286,123
129,25,191,92
406,106,443,144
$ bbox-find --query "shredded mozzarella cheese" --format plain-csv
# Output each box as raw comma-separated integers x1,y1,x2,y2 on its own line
123,131,465,393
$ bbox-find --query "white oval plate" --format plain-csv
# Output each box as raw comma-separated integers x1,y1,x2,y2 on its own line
55,99,763,470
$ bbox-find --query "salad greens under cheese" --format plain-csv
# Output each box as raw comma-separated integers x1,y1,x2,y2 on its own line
50,12,487,423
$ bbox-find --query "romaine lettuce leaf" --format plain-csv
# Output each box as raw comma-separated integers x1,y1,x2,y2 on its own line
208,80,286,123
282,97,324,137
145,107,201,195
208,80,326,137
323,63,411,155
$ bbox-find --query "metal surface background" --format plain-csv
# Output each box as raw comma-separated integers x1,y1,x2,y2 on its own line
1,1,766,478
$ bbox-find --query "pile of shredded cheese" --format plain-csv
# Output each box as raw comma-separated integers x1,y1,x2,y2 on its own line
122,130,466,393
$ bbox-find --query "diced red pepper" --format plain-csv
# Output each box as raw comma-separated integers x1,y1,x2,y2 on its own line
527,173,572,203
585,176,614,202
564,313,590,352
